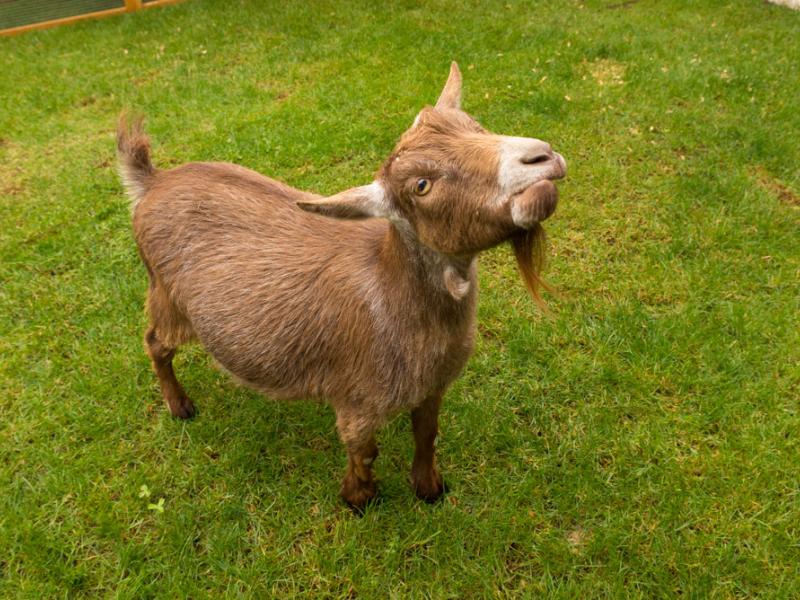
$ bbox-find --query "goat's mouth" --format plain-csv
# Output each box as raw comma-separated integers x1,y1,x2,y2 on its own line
508,152,565,228
510,179,559,228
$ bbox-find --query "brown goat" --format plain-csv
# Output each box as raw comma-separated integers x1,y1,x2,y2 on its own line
118,63,566,509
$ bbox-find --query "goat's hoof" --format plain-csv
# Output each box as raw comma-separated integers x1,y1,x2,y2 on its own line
412,470,446,503
166,395,196,420
341,477,378,514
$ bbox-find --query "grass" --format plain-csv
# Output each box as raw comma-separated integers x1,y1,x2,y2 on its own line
1,0,799,596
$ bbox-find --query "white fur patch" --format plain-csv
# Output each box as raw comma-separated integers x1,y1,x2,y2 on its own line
364,180,414,232
364,181,413,233
118,164,148,210
362,181,389,216
768,0,799,8
510,198,535,229
497,136,554,200
443,265,471,301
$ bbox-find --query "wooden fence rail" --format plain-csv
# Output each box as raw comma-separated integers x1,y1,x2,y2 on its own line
1,0,184,37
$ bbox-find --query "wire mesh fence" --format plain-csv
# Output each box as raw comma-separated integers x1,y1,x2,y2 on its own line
0,0,180,35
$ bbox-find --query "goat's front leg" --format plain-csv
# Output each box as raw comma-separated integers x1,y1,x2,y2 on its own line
410,393,445,502
335,411,379,511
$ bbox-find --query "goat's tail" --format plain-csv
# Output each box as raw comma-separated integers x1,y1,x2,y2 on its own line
510,224,553,310
117,112,155,208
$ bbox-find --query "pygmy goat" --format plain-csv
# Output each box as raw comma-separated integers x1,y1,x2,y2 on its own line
118,63,566,509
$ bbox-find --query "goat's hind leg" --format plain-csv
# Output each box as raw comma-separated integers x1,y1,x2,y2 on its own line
144,282,196,419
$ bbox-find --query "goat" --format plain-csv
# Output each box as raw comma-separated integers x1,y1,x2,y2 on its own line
118,63,566,509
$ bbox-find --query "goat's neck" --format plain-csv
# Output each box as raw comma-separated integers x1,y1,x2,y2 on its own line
381,223,476,304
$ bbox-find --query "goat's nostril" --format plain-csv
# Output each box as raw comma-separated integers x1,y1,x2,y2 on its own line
521,153,552,166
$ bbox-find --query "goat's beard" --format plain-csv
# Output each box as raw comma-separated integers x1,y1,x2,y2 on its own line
510,223,550,308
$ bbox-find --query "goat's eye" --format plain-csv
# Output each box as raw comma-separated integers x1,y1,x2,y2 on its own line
414,178,432,196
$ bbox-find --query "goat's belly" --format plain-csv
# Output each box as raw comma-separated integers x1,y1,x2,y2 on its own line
177,264,389,402
182,280,473,409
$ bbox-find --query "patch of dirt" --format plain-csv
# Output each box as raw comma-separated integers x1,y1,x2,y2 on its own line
256,81,295,105
754,166,800,206
1,184,25,196
589,59,626,87
0,139,28,196
132,69,162,88
566,526,591,553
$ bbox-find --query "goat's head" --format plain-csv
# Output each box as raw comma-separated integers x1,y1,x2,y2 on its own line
299,62,566,303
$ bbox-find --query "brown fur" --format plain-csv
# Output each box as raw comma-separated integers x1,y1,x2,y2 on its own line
118,63,565,509
512,225,550,309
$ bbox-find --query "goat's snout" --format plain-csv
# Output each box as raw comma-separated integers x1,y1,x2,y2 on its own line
549,152,567,180
498,136,567,193
519,141,553,166
501,138,566,230
519,141,567,181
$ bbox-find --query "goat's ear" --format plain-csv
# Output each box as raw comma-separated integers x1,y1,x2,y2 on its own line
296,182,390,220
435,61,462,110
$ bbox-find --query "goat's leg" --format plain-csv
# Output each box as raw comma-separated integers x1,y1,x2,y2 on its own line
410,393,445,502
144,277,195,419
144,326,195,419
336,412,379,511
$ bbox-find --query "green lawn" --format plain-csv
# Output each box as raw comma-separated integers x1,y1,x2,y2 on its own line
2,0,799,596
